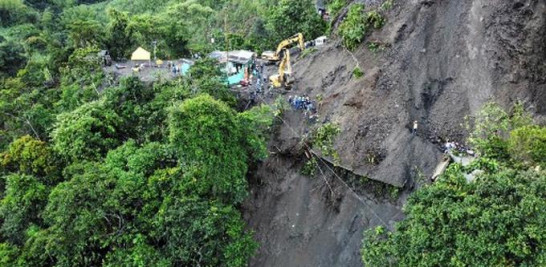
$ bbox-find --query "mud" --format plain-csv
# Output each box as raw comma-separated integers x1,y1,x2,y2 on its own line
244,0,546,266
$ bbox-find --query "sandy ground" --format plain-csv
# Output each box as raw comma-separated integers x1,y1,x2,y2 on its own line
103,60,190,83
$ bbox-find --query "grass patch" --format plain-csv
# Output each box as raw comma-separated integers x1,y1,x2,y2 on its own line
380,0,394,11
300,47,318,59
353,67,364,79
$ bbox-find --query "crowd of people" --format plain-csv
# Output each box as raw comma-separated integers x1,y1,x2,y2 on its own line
288,95,318,122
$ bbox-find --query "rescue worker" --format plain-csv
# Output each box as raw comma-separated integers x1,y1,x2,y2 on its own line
412,120,418,135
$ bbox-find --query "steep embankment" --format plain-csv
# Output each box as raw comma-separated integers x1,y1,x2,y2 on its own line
244,0,546,266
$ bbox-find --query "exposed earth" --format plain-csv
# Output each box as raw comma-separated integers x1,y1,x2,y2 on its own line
243,0,546,266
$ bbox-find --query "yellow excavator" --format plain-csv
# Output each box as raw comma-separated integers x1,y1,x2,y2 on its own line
269,48,292,89
261,33,304,63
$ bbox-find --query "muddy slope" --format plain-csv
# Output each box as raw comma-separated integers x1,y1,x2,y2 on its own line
295,0,546,187
245,0,545,266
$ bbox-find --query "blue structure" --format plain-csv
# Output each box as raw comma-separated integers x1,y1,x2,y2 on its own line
209,50,256,86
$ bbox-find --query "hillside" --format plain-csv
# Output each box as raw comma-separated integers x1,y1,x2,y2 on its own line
244,0,546,265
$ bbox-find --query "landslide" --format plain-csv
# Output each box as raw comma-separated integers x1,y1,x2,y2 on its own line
244,0,546,266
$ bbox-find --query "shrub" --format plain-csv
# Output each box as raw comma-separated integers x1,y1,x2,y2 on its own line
301,157,318,176
312,123,341,163
338,4,366,50
353,67,364,78
380,0,394,11
367,41,381,52
327,0,347,19
339,5,386,50
364,10,385,29
300,47,317,58
509,125,546,168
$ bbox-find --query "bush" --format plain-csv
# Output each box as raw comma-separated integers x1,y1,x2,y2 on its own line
364,10,385,29
509,125,546,168
327,0,347,19
301,157,318,176
312,123,341,163
300,47,317,58
380,0,394,11
467,102,533,160
353,67,364,78
338,4,366,50
338,5,387,50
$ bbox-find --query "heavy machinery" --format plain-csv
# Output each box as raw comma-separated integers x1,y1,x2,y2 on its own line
261,33,304,63
269,48,292,89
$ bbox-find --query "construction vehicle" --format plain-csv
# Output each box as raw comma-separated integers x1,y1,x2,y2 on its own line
261,33,304,63
269,48,292,89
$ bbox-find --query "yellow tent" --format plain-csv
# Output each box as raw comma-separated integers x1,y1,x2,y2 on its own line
131,47,151,61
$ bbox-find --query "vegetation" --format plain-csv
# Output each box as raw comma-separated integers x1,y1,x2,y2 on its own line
300,47,318,58
326,0,348,20
338,4,387,50
312,123,341,164
0,0,311,264
301,157,318,177
362,102,546,266
352,67,364,78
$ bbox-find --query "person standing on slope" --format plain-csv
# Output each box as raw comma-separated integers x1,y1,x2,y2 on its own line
412,120,418,136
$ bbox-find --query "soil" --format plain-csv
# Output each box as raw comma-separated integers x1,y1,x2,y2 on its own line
244,0,545,265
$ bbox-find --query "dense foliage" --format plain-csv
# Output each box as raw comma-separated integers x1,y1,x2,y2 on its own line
0,0,304,265
338,4,386,50
362,103,546,266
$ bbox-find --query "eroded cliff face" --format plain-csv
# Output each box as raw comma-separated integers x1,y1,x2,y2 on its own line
244,0,546,266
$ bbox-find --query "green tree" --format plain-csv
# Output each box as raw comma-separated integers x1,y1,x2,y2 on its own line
61,5,105,48
467,102,533,161
168,95,249,203
0,39,27,77
165,0,215,54
187,57,236,105
267,0,326,43
105,8,131,59
0,174,48,245
51,98,122,161
1,135,58,179
154,197,257,266
362,166,546,266
0,0,37,27
509,125,546,168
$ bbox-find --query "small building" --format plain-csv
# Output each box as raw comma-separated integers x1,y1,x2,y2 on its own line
209,50,256,85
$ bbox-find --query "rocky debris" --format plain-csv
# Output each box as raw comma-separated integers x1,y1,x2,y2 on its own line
245,0,546,266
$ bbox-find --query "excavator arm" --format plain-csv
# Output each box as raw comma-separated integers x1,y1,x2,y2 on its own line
274,33,304,58
262,33,304,62
269,49,292,88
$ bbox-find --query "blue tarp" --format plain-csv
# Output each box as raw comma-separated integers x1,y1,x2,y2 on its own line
181,62,191,75
226,69,245,85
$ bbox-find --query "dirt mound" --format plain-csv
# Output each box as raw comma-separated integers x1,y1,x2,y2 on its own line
244,0,546,266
